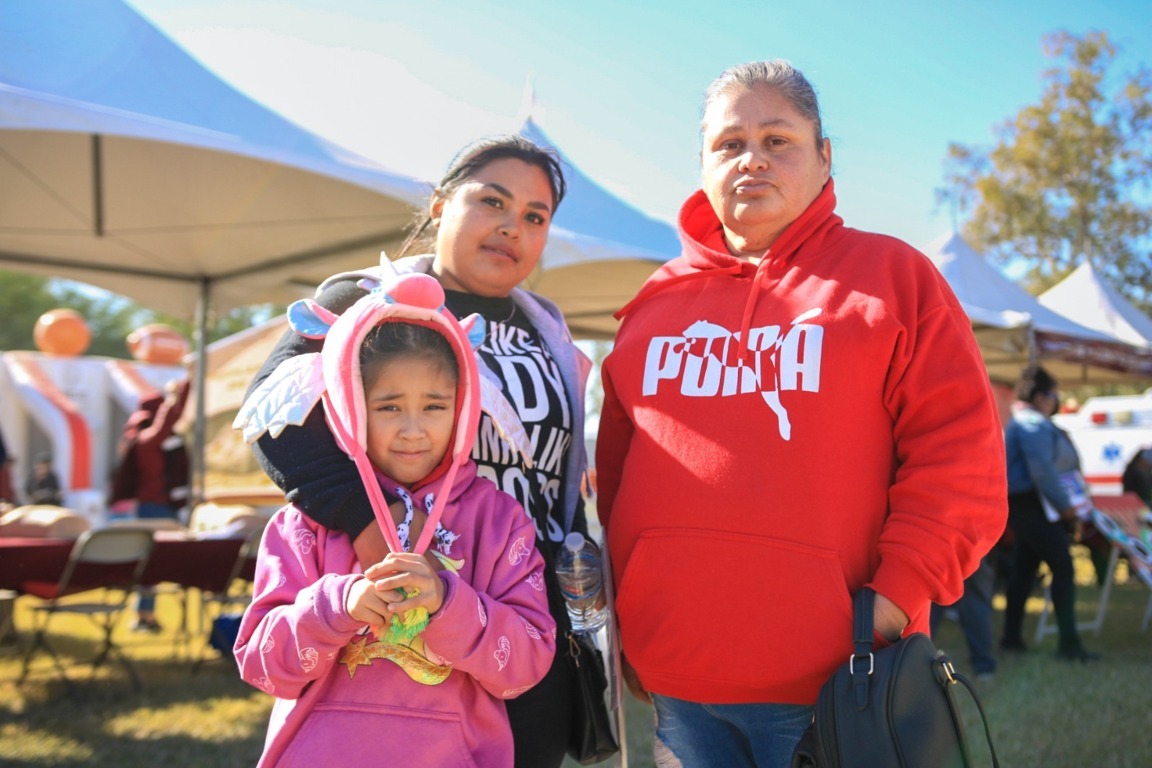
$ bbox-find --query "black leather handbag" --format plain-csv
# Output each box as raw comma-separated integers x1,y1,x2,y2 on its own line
565,630,620,765
792,589,1000,768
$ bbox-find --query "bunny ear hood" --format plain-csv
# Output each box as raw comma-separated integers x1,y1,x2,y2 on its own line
319,273,481,480
231,271,480,556
318,272,482,555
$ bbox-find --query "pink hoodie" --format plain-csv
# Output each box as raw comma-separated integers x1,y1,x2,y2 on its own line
235,273,556,767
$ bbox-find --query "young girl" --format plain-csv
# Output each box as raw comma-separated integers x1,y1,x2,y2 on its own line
234,271,556,767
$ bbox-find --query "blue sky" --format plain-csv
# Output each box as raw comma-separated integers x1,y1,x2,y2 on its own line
127,0,1152,253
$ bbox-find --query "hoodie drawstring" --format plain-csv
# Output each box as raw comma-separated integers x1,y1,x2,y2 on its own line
736,180,841,362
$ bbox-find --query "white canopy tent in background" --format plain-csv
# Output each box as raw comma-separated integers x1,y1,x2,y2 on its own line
0,0,680,505
0,0,679,341
0,0,431,315
1038,261,1152,350
0,0,431,502
923,233,1152,385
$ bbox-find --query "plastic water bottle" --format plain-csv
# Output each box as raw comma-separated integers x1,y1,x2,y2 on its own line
556,532,608,633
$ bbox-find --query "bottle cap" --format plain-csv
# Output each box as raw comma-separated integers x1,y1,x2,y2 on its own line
564,532,585,552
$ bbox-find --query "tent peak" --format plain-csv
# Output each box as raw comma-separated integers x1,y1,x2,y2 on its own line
515,74,544,129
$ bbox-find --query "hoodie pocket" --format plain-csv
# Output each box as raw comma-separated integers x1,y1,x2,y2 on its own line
615,527,853,692
279,702,478,767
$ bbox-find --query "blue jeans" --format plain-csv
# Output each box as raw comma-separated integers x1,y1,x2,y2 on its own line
930,557,997,675
652,694,813,768
135,502,176,616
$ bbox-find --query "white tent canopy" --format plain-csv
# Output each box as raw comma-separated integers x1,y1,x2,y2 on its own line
923,232,1152,384
1,0,685,503
0,0,430,318
0,1,678,340
1038,261,1152,349
1,0,433,503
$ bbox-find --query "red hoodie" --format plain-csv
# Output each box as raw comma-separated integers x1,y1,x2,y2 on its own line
596,181,1007,705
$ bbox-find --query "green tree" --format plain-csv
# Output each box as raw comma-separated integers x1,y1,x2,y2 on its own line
941,31,1152,311
0,269,281,355
0,271,65,352
144,303,281,348
51,282,155,358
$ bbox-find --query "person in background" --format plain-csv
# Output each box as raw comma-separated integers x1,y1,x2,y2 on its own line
25,452,63,506
930,558,998,681
162,429,191,520
235,277,554,766
1122,447,1152,507
108,377,191,632
1000,364,1100,662
595,59,1007,768
246,135,591,768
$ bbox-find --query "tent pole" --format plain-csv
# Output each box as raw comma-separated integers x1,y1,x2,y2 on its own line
192,278,210,507
91,134,104,237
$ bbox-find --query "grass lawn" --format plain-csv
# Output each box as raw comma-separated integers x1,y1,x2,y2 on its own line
2,549,1150,767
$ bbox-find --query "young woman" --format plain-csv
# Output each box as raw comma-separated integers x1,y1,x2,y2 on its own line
235,273,555,766
247,135,591,767
1001,364,1100,662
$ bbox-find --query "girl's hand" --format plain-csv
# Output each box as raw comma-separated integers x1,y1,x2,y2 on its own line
365,552,446,616
363,550,446,580
345,575,405,633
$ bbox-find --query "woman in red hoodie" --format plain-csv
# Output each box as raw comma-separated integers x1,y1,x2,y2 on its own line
595,60,1007,768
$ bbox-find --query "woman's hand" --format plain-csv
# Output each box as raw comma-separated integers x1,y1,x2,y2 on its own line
872,592,909,643
621,654,651,704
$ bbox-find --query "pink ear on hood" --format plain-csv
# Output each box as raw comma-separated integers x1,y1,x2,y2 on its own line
387,272,445,308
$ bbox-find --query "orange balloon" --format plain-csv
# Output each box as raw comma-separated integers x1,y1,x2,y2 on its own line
33,309,91,356
126,324,190,365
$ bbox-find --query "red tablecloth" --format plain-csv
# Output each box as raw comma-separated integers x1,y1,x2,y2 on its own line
0,533,252,594
1092,493,1152,586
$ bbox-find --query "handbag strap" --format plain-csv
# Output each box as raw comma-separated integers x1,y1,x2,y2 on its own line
850,588,1001,767
950,669,1002,768
849,588,876,709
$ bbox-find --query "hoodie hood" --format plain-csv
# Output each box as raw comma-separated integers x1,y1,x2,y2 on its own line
315,273,482,555
235,268,541,554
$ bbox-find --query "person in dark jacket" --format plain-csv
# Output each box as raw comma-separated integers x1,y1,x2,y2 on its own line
109,378,190,632
25,452,63,506
1001,364,1099,662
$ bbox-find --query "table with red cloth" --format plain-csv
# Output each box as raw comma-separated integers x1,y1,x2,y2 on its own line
1037,493,1152,640
0,531,252,595
1,530,257,662
1090,493,1152,631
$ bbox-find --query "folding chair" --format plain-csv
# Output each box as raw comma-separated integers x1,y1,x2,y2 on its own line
110,517,188,643
191,527,263,670
18,527,155,693
0,588,18,650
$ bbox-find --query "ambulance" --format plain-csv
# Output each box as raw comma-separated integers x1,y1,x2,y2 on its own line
1053,390,1152,494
